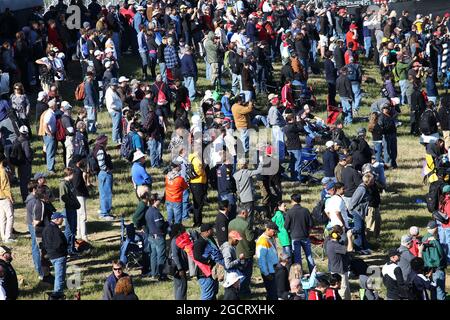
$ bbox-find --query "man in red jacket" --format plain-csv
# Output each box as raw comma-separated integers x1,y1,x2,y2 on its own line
165,162,188,224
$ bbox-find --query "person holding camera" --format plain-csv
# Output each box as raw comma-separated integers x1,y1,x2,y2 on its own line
422,220,447,300
231,94,253,154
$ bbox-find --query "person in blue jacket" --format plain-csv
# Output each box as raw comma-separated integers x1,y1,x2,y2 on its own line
131,150,152,189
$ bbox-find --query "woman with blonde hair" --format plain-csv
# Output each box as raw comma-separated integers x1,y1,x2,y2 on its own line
112,276,139,300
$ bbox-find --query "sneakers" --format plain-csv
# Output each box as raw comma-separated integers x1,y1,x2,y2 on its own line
99,215,115,221
4,239,18,244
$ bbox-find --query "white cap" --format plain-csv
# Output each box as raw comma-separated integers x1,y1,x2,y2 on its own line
105,61,112,68
132,150,146,162
118,76,130,83
409,226,419,236
37,91,47,101
61,101,73,110
137,5,145,11
19,125,29,134
105,47,113,54
57,52,65,59
223,272,244,288
94,50,103,56
325,141,334,148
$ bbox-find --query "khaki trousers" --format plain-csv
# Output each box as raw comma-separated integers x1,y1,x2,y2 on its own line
0,199,14,241
365,206,381,239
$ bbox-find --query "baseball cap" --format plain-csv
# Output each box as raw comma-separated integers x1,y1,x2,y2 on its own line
61,101,72,111
94,50,103,56
321,177,333,185
427,220,438,229
200,222,215,233
37,91,48,101
223,272,244,288
443,185,450,194
229,230,242,241
388,248,401,257
110,78,119,86
326,181,336,191
401,235,413,245
409,226,419,236
34,172,47,180
0,245,11,255
118,76,130,83
83,21,91,29
338,153,347,161
268,93,278,101
381,103,391,110
51,212,66,220
265,221,279,232
325,140,334,148
19,125,29,134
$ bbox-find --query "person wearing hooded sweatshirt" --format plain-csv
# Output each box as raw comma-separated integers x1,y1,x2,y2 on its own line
94,135,114,220
407,257,437,300
165,162,188,225
204,31,221,88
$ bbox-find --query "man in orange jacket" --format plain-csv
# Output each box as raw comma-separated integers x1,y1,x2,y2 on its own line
165,162,189,224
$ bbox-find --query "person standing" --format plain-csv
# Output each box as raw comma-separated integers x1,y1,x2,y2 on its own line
170,224,189,300
231,94,253,153
145,194,168,281
60,101,76,168
341,155,362,209
165,162,188,225
0,153,14,244
382,249,409,300
94,135,114,220
256,221,279,300
346,56,363,117
378,104,398,169
181,46,197,102
188,150,208,227
323,141,339,180
39,99,58,174
336,67,354,126
284,193,315,273
59,168,80,256
284,114,303,181
17,126,33,202
272,201,291,257
0,246,18,300
83,71,99,134
105,78,123,144
42,212,68,297
215,200,231,247
72,156,89,241
228,208,255,296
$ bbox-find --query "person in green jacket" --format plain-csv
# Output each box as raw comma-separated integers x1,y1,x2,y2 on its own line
131,187,151,276
422,220,447,300
392,55,411,105
228,208,255,296
272,201,291,257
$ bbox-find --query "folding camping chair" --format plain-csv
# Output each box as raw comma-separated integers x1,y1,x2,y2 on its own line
309,226,325,261
326,97,342,125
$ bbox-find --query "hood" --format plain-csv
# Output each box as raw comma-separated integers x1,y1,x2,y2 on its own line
167,170,181,181
25,193,36,204
207,31,215,41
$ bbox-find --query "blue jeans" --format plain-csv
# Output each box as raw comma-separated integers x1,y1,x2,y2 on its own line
98,170,113,216
220,193,237,220
110,111,122,144
231,73,241,95
341,97,352,125
272,125,285,162
51,256,67,294
238,128,249,153
351,82,362,112
373,141,383,163
112,32,120,58
183,76,196,101
241,90,253,103
198,277,218,300
352,213,369,251
364,36,371,58
43,135,56,172
139,51,148,66
300,57,308,72
204,58,211,81
147,138,162,168
149,235,166,277
182,189,190,221
159,62,167,83
64,209,77,254
383,133,397,168
288,149,302,181
28,224,43,277
399,79,408,105
433,269,446,300
85,106,97,133
240,258,253,295
262,273,278,300
310,40,317,63
292,238,315,273
282,245,292,257
166,201,183,224
438,224,450,264
252,115,269,128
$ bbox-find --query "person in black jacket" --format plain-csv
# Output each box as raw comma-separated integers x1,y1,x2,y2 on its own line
382,249,409,300
215,200,230,247
341,155,362,208
223,271,243,300
284,114,303,181
324,50,337,105
275,253,290,299
284,193,315,273
336,67,354,125
145,194,168,281
71,156,90,241
410,80,426,135
378,104,398,169
194,223,220,300
419,101,439,137
368,112,384,163
42,212,68,295
323,140,339,179
351,128,373,172
170,224,189,300
0,246,18,300
333,39,345,70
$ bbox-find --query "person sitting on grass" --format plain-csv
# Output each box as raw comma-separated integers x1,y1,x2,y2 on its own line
112,276,139,300
102,260,129,300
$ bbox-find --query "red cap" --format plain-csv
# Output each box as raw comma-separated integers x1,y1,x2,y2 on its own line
445,12,450,18
266,145,273,156
229,230,242,241
350,23,358,30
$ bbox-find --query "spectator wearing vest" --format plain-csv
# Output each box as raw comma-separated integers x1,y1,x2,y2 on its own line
165,162,188,225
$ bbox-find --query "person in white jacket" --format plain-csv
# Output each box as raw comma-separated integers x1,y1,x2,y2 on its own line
105,78,123,144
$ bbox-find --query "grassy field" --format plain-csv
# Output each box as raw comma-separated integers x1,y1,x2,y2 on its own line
7,52,448,300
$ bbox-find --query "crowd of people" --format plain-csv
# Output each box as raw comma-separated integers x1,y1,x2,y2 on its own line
0,0,450,301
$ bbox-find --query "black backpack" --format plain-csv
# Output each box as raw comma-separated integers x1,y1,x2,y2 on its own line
120,132,135,162
419,110,433,135
87,151,100,175
311,198,329,226
9,139,25,166
426,180,444,213
185,162,199,181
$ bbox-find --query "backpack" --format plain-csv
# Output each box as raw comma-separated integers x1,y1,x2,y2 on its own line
419,110,433,135
311,198,329,226
347,64,358,82
426,180,444,213
8,139,25,166
75,82,86,101
120,132,135,162
185,159,199,181
55,117,66,142
77,38,89,60
156,83,167,105
380,84,390,99
87,151,100,175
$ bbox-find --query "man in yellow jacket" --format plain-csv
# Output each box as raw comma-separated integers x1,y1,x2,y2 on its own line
0,153,15,244
188,151,207,227
232,94,253,153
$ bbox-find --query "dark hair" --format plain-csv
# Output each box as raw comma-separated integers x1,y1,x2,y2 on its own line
329,273,342,286
219,200,229,211
410,257,425,273
149,193,160,205
334,182,345,190
169,223,185,239
291,193,301,203
28,181,38,193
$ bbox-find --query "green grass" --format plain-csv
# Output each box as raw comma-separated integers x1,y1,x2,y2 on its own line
8,53,449,300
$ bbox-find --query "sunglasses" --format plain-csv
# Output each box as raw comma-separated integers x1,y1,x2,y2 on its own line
113,268,123,271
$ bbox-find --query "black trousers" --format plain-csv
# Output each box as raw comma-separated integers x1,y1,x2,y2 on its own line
190,183,207,226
